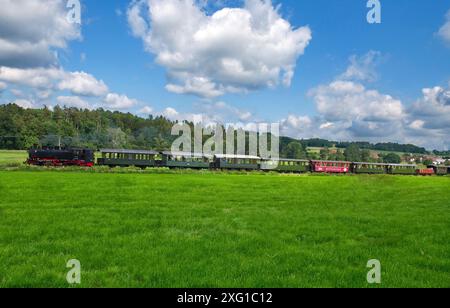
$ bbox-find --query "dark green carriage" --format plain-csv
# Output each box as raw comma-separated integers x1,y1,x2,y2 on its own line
261,159,310,173
213,154,261,170
161,151,212,169
352,162,388,174
387,164,417,175
97,149,160,168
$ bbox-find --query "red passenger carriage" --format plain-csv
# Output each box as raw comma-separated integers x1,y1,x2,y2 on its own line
311,160,351,173
416,168,435,176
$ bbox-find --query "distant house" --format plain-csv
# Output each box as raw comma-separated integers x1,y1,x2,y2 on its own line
433,158,446,165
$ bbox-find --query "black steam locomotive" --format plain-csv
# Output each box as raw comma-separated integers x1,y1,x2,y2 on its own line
27,148,95,167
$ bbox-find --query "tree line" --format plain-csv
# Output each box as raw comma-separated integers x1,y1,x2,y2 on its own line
280,140,404,164
280,137,428,154
0,104,176,150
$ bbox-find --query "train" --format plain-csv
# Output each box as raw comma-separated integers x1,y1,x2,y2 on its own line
26,148,450,176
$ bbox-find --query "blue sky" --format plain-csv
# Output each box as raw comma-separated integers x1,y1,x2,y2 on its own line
68,0,449,118
0,0,449,149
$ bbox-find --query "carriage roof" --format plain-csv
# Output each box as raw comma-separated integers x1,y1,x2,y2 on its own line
100,149,159,155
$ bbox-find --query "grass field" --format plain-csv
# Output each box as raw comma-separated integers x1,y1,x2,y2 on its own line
0,171,449,288
0,150,27,166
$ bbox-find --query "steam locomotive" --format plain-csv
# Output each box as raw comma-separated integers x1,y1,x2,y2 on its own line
27,148,95,167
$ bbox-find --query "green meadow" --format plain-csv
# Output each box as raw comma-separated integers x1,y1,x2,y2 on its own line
0,170,449,288
0,150,27,166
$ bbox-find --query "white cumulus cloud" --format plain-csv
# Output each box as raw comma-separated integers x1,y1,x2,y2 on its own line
13,99,34,109
0,67,109,98
280,51,450,149
310,80,404,123
58,72,109,97
104,93,138,109
56,96,92,109
160,107,205,124
0,0,81,68
281,51,409,144
128,0,312,98
0,66,64,89
139,106,154,115
339,50,381,82
157,100,255,125
438,10,450,44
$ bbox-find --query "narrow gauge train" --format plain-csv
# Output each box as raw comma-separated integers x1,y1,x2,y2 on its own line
26,148,449,176
27,148,95,167
94,149,449,176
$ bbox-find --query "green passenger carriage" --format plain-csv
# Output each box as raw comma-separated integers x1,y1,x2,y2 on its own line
161,151,212,169
387,164,417,175
261,159,310,173
97,149,160,168
213,154,261,170
351,162,388,174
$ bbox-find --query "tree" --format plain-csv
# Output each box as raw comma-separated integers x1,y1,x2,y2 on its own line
383,153,401,164
282,141,306,159
422,159,433,166
445,160,450,166
344,144,362,161
153,136,170,151
361,149,371,162
107,128,128,149
320,147,330,160
335,149,345,161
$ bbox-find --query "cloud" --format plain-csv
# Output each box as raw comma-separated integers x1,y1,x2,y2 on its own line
156,100,255,125
408,85,450,134
0,67,109,97
280,49,450,149
0,0,81,68
280,115,313,138
339,50,382,82
10,89,24,97
13,99,34,109
283,115,312,129
103,93,138,109
0,66,64,89
165,77,225,99
281,51,409,145
56,96,92,109
289,50,406,142
0,0,140,113
438,10,450,44
128,0,312,98
139,106,154,115
309,80,404,123
402,85,450,150
0,81,6,92
58,72,109,97
160,107,208,124
196,101,254,122
36,89,52,99
0,65,140,111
